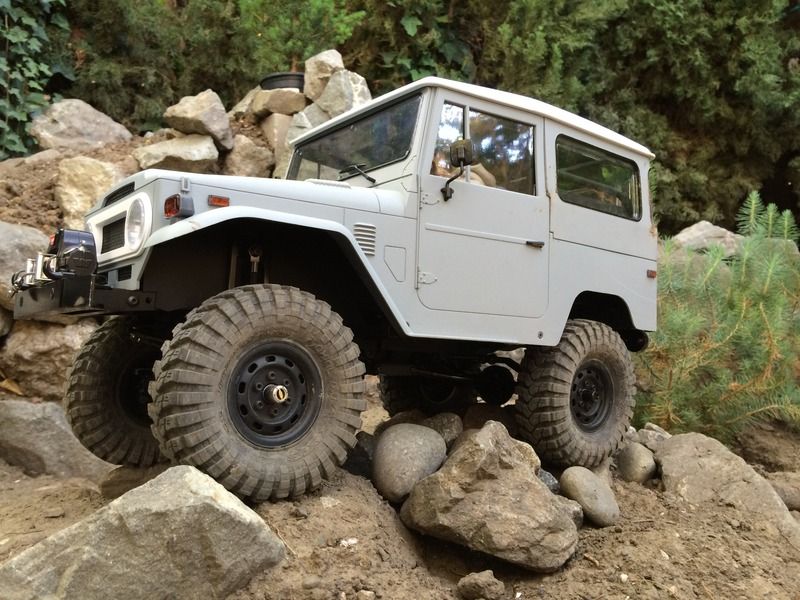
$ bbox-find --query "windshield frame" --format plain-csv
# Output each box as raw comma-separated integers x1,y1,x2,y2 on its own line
287,92,423,183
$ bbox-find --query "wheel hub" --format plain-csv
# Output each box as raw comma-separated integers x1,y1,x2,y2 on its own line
570,359,613,432
228,340,321,447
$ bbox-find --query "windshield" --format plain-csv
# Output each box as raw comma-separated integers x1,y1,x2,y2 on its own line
287,94,421,183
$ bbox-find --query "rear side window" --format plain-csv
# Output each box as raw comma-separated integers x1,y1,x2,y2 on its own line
556,136,641,220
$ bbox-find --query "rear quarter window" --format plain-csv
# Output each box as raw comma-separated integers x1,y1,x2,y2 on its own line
556,136,641,220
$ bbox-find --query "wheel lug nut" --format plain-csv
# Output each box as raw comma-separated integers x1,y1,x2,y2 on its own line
255,383,263,390
268,372,275,380
255,401,264,409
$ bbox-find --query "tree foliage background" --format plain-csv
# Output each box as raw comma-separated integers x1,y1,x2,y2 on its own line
1,0,799,232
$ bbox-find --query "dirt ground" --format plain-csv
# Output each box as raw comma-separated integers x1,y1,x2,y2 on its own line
2,384,799,600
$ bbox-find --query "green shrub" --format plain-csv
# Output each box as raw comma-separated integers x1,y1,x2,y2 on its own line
0,0,69,158
635,193,800,440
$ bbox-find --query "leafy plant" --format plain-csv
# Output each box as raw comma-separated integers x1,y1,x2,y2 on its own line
635,192,800,440
239,0,364,73
0,0,69,159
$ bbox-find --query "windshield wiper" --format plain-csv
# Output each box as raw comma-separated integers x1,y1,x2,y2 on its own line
338,163,376,185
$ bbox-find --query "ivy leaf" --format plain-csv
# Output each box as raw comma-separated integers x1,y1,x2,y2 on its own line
400,15,422,37
51,12,69,30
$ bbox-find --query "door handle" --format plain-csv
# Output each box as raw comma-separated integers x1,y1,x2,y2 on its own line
526,241,545,249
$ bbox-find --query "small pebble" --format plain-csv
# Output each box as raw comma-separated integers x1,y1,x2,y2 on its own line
620,573,629,583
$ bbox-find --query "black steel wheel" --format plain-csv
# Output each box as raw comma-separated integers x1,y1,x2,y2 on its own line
149,284,366,502
379,375,476,416
515,319,635,468
65,316,167,466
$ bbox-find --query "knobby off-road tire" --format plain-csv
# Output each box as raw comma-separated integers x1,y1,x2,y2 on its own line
379,375,476,416
65,316,166,467
148,284,366,502
515,319,635,468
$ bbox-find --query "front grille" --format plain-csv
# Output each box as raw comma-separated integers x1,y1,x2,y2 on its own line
117,265,132,281
103,182,135,207
101,218,126,253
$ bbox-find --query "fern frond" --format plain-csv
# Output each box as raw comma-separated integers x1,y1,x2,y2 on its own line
736,191,764,236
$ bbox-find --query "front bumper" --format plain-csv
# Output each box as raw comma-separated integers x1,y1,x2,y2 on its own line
13,276,156,319
11,228,156,320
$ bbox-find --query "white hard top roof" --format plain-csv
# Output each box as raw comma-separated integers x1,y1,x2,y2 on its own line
295,76,655,160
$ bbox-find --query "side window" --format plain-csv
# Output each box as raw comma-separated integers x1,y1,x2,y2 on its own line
430,102,536,194
469,109,535,194
556,136,641,220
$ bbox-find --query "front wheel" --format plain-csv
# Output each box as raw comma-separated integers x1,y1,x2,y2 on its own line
148,284,366,502
514,319,635,468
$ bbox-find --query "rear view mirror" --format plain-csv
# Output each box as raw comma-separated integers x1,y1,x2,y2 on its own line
448,139,474,168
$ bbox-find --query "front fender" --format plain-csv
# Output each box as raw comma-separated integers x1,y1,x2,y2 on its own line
143,206,412,335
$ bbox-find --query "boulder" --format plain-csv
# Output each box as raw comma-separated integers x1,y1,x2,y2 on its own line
0,307,12,337
400,422,578,572
0,466,284,600
228,86,260,119
373,409,427,436
0,221,49,311
656,433,800,549
30,99,132,151
420,412,463,448
250,88,307,118
132,134,219,173
463,403,518,436
287,103,331,144
616,441,657,484
0,319,97,402
372,423,447,502
316,70,372,118
223,134,275,178
163,89,234,150
24,148,62,166
553,494,584,529
766,472,800,511
99,464,171,499
559,466,620,527
304,49,345,101
0,399,111,482
55,157,123,229
261,113,294,151
672,220,743,257
457,570,505,600
635,422,672,452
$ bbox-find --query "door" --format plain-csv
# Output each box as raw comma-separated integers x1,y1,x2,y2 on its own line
416,98,549,318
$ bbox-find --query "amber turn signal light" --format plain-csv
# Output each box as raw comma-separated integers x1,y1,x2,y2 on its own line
164,194,194,218
647,269,657,279
208,195,230,207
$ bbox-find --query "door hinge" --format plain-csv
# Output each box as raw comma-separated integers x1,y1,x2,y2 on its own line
417,269,438,284
420,192,439,205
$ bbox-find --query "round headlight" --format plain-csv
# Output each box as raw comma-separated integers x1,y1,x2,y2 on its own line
126,198,146,250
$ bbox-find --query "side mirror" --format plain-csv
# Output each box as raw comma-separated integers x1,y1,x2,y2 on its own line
441,139,474,201
448,139,474,168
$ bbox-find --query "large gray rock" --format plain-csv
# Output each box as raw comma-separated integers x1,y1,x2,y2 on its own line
132,134,219,173
559,466,620,527
261,113,294,150
656,433,800,549
304,49,345,101
55,157,123,229
0,399,111,482
373,423,447,502
227,86,260,120
457,570,505,600
30,99,132,151
223,134,275,178
287,103,331,144
400,422,577,572
0,319,98,402
766,472,800,511
316,70,372,118
250,88,307,118
164,89,234,150
635,422,672,451
0,221,48,311
0,466,284,600
616,441,657,484
673,220,743,257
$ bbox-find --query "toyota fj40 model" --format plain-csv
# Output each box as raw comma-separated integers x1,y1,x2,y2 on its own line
12,78,656,501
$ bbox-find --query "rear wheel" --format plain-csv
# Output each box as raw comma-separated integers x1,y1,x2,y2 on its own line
515,319,635,467
65,316,166,467
148,284,366,501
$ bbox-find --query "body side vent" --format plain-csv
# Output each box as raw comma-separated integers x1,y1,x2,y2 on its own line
352,223,377,256
103,182,135,207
